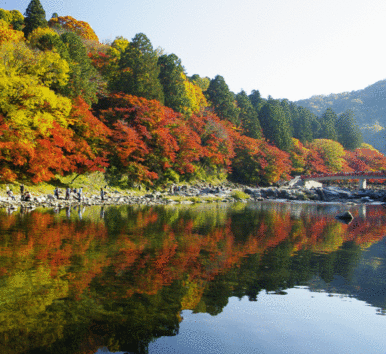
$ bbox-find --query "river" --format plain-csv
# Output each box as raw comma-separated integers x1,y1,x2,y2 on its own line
0,201,385,353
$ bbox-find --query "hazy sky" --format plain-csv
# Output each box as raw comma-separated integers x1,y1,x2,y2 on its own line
2,0,386,101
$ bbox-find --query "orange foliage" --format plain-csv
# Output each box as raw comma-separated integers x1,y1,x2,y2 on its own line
48,16,99,41
99,93,212,182
231,132,292,185
0,20,24,44
291,138,329,175
0,97,110,183
346,147,386,172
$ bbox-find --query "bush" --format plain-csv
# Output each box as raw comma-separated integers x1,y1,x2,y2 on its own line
231,190,250,200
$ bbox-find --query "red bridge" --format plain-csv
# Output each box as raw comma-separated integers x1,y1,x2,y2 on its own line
301,171,386,189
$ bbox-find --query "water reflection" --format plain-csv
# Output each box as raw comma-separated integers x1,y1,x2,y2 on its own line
0,202,384,353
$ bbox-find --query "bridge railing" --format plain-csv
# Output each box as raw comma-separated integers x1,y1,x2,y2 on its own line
301,171,386,180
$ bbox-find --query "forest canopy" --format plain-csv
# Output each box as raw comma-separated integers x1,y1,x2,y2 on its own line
0,0,380,187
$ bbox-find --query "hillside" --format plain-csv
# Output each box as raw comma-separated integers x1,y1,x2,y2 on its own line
295,80,386,153
2,1,386,188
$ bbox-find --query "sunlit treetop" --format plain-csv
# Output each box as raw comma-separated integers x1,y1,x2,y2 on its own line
109,36,130,57
48,15,99,41
189,74,210,92
27,26,58,47
0,8,24,31
360,142,379,152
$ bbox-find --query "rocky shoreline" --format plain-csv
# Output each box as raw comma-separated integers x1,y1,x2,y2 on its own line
244,185,386,204
1,182,386,212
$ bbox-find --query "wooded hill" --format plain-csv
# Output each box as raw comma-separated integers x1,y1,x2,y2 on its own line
1,0,386,188
296,80,386,154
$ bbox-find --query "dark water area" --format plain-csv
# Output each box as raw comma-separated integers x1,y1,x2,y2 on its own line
0,201,386,353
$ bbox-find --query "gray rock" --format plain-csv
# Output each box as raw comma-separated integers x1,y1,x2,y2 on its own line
287,176,302,187
304,180,323,189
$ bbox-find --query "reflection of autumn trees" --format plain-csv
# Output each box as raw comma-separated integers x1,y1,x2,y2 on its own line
0,204,385,353
0,205,385,300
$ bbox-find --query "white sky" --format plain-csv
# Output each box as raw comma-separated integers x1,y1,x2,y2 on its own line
3,0,386,101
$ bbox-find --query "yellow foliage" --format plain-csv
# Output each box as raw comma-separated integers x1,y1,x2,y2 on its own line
0,42,72,136
0,41,69,87
290,138,307,174
27,26,59,46
0,8,24,25
0,19,24,45
0,74,72,134
309,139,345,172
360,142,380,152
0,8,12,23
182,73,208,114
111,36,130,55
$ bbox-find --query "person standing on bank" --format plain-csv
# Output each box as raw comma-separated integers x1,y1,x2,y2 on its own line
78,187,83,202
65,187,70,200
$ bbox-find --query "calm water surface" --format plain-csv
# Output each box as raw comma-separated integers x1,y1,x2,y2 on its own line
0,201,385,353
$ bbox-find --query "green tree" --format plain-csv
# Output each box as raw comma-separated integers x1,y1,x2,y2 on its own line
236,90,262,139
280,99,294,137
248,89,266,113
292,104,315,144
259,98,293,151
206,75,240,125
22,0,48,37
189,74,210,91
318,108,338,141
113,33,164,103
58,32,99,104
158,53,189,113
0,9,24,31
336,110,363,150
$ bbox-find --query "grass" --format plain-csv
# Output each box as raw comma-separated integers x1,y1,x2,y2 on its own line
0,172,127,197
0,171,243,201
165,195,224,203
231,190,251,200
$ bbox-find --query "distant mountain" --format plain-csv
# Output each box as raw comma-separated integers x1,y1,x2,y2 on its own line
295,80,386,153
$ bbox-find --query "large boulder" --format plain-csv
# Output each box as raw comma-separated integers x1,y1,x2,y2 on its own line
287,176,302,187
304,180,323,189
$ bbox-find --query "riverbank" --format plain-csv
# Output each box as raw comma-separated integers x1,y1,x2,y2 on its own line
1,181,386,211
0,182,249,210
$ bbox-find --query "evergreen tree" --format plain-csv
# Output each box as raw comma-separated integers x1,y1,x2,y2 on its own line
236,90,262,139
58,32,99,104
189,74,210,91
318,108,338,141
336,110,363,150
23,0,48,37
113,33,164,104
206,75,240,125
292,105,314,144
158,54,189,113
249,89,265,113
280,99,294,137
259,98,293,151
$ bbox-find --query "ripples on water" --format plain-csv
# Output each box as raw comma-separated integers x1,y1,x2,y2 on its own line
0,201,385,353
